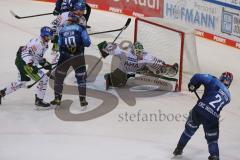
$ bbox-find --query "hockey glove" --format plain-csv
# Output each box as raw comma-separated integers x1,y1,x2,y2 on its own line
98,41,109,58
53,8,60,16
51,35,58,44
24,64,40,81
40,59,52,70
188,83,196,92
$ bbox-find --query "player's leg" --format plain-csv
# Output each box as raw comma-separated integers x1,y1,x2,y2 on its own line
0,78,27,105
158,63,178,77
203,119,220,160
72,55,88,108
173,108,200,156
0,62,30,105
34,69,52,109
51,53,70,105
104,68,128,90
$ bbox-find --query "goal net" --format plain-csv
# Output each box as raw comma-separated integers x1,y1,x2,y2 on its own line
134,17,200,91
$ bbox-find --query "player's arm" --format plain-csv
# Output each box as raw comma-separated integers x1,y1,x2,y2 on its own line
51,15,62,36
53,0,63,15
188,74,212,92
81,28,91,47
39,58,52,70
97,41,123,58
21,44,41,81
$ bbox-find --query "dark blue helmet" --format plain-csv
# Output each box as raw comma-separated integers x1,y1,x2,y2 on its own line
219,72,233,88
73,2,86,11
40,26,53,38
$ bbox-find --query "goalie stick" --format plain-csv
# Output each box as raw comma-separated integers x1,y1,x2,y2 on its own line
87,18,131,78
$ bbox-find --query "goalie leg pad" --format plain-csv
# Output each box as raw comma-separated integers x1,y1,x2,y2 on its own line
109,68,128,87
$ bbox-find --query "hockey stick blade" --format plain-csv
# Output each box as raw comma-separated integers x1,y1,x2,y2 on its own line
10,10,20,19
124,18,131,29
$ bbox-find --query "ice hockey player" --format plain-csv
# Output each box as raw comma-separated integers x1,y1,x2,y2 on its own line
98,41,179,90
173,72,233,160
51,2,87,58
0,26,54,109
50,12,91,108
53,0,91,28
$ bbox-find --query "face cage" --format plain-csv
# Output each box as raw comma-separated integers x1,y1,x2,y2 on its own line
134,49,143,56
221,76,232,87
43,34,53,41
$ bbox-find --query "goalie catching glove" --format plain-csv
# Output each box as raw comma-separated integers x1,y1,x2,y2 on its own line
98,41,109,58
98,41,117,58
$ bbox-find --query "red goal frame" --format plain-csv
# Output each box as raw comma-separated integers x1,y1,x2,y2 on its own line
134,17,185,91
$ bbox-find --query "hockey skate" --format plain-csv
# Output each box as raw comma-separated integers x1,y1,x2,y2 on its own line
0,88,6,105
35,95,52,110
208,155,219,160
173,144,184,156
50,95,62,106
80,96,88,111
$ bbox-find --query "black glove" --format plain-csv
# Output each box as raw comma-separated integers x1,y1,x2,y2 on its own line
51,35,58,43
40,59,52,70
188,83,196,92
98,41,109,58
53,8,60,16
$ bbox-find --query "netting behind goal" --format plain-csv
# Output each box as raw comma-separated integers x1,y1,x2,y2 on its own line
134,17,200,91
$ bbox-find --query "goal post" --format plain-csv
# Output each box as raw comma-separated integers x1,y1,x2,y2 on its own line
134,17,200,91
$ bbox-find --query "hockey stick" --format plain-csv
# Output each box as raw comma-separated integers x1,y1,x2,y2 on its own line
10,10,53,19
89,28,128,36
38,62,58,70
87,18,131,78
27,65,57,89
194,90,200,100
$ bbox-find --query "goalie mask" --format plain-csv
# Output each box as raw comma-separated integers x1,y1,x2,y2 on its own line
219,72,233,88
133,41,144,57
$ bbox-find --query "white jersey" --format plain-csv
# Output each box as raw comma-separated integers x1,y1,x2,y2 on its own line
21,37,48,66
105,43,165,74
51,12,86,34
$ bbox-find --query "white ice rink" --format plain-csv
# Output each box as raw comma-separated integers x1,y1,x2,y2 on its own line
0,0,240,160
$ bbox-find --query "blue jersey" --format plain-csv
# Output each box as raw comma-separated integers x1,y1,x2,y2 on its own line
190,74,231,118
58,23,91,54
55,0,85,11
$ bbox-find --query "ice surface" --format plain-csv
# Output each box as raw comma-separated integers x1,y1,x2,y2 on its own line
0,1,239,160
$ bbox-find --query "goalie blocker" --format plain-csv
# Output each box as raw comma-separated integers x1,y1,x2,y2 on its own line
98,41,179,90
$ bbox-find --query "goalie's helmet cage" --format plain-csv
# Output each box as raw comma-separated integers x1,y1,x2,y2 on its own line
134,17,200,91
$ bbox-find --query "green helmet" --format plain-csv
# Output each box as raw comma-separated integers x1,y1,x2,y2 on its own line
133,41,144,55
